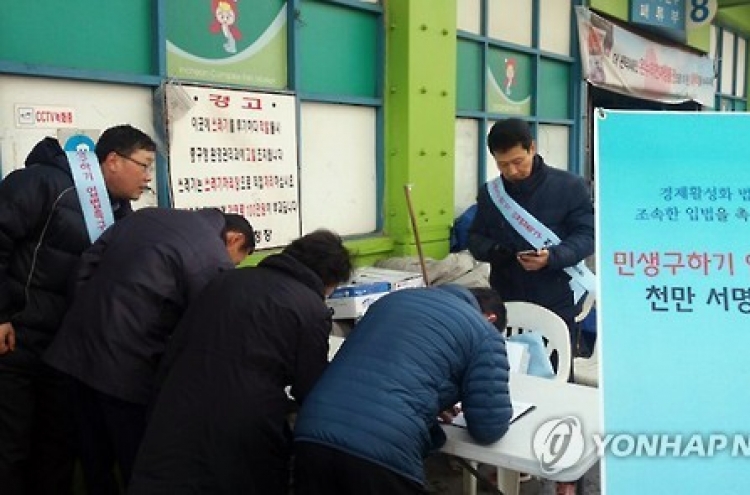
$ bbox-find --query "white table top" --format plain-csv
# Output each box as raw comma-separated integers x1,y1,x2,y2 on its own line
440,373,601,482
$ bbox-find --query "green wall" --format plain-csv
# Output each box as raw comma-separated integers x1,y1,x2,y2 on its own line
716,6,750,35
298,1,379,97
0,0,154,75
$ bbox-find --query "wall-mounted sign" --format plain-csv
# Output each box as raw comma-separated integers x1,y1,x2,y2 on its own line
630,0,686,43
486,49,532,116
686,0,718,28
15,104,77,129
165,84,300,250
165,0,287,89
630,0,686,31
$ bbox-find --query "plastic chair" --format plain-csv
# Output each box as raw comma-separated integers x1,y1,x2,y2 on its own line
462,302,572,495
504,301,572,382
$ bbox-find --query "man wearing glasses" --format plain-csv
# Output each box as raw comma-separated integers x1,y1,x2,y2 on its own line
0,124,156,495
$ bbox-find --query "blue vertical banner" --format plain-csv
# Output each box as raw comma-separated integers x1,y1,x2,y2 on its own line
596,110,750,493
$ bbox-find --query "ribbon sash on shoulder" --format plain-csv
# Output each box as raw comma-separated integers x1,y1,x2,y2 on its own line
63,135,115,243
487,177,596,303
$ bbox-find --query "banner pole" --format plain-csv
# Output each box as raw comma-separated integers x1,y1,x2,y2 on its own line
403,184,430,286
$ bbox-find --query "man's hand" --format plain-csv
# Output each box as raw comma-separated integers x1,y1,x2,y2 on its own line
0,322,15,354
517,248,549,271
489,244,514,265
438,404,462,424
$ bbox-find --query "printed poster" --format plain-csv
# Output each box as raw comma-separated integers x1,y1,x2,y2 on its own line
486,49,531,116
596,110,750,493
166,84,300,250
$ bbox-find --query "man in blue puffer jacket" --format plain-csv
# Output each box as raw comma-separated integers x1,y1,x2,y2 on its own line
294,285,512,495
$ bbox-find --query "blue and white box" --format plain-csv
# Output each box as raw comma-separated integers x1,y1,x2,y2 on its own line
326,267,425,319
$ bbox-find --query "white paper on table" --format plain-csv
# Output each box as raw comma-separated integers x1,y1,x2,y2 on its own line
448,400,536,428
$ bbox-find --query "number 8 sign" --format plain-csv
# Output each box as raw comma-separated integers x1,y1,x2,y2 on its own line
686,0,717,28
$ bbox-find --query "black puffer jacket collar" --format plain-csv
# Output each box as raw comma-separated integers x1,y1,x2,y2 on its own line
25,137,132,217
258,253,325,298
25,137,71,175
502,155,548,197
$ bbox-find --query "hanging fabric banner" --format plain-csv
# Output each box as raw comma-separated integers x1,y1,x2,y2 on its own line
574,6,715,107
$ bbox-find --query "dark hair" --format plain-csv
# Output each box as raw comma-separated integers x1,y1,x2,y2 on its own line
283,229,353,287
222,213,255,252
96,124,157,163
468,287,507,332
487,118,534,155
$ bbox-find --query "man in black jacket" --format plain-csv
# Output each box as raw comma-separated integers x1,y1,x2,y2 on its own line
45,207,255,495
0,125,156,495
468,118,595,331
128,229,352,495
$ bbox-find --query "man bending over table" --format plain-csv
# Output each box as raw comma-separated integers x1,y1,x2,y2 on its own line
293,285,512,495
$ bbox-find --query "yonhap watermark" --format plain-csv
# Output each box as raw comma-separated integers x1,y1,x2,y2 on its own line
532,416,586,474
532,416,750,474
593,433,750,458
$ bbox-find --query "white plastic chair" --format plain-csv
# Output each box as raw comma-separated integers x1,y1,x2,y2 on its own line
463,301,572,495
504,301,572,382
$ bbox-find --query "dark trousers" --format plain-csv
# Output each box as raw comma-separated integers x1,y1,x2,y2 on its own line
294,442,428,495
0,348,76,495
73,381,148,495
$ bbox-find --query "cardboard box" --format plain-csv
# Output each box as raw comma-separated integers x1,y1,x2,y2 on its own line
326,267,425,320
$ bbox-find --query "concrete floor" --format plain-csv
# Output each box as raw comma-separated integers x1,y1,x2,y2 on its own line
424,454,601,495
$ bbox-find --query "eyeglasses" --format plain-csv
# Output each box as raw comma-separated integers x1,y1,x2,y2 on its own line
116,152,154,173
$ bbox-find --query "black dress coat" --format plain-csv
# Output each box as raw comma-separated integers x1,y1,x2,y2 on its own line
45,208,233,405
468,156,595,324
128,253,332,495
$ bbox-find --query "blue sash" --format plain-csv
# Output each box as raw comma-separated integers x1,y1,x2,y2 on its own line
63,135,115,243
487,176,596,303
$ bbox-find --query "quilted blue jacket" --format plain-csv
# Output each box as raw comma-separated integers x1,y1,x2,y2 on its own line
294,285,512,485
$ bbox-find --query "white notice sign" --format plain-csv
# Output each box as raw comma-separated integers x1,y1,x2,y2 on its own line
166,85,300,249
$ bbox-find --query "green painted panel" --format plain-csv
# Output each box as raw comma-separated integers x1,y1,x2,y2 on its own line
589,0,628,21
298,0,378,97
538,60,570,120
0,0,153,75
486,48,532,115
166,0,287,88
717,6,750,35
457,39,482,111
735,100,747,112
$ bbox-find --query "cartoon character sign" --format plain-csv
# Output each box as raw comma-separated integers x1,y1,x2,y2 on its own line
210,0,242,54
504,58,516,96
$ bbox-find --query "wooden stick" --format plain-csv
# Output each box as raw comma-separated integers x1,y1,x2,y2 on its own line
403,184,431,286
